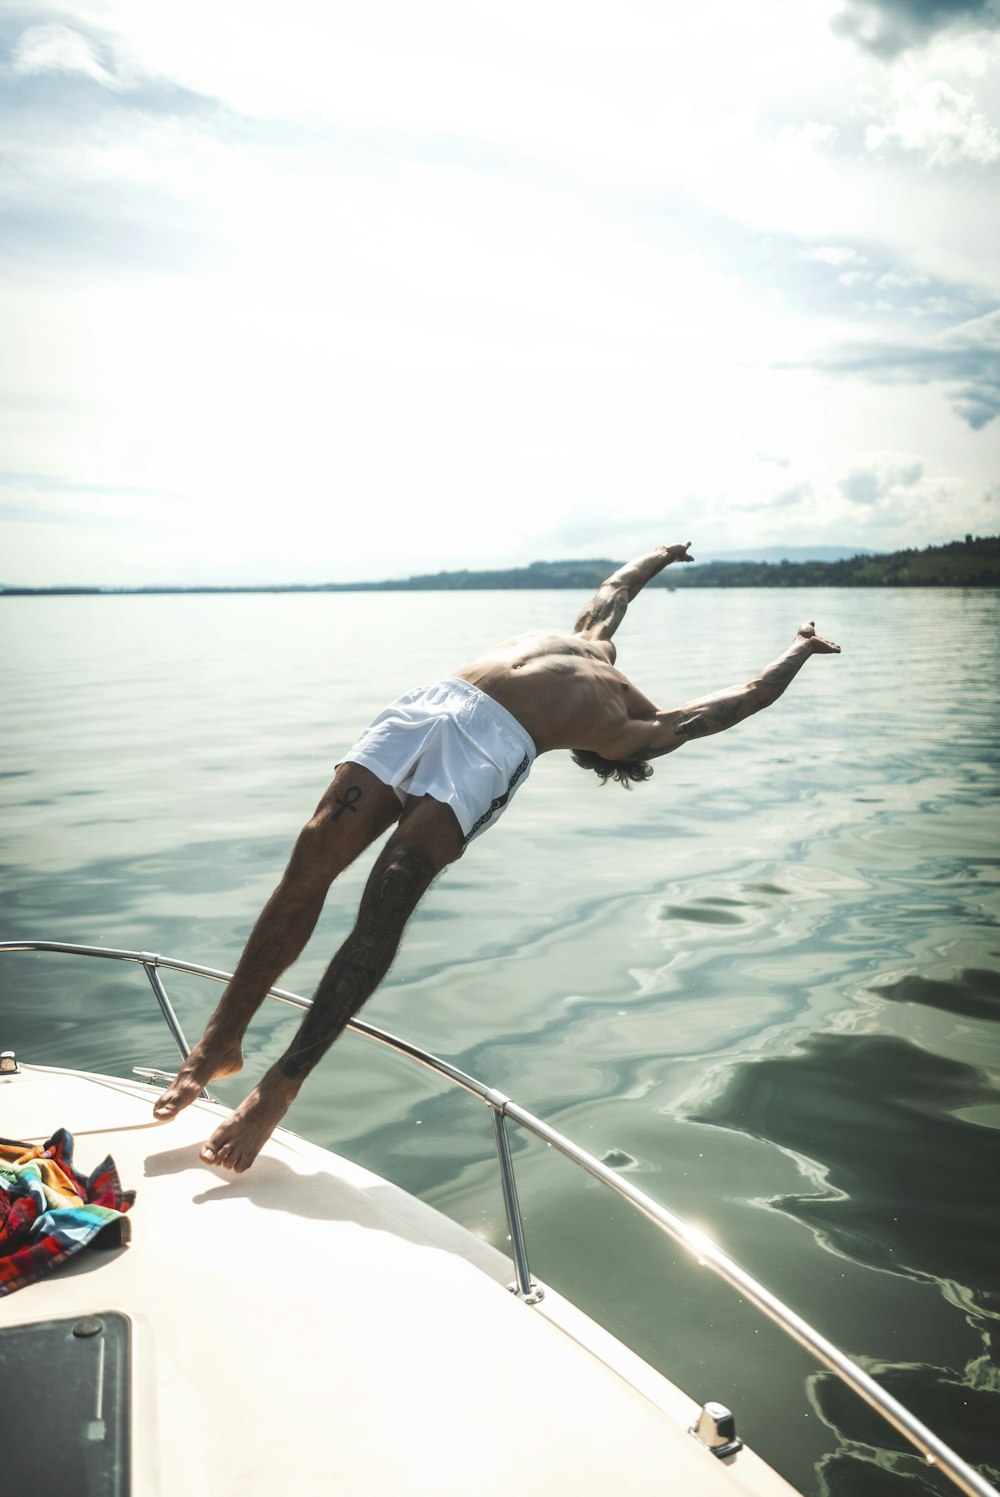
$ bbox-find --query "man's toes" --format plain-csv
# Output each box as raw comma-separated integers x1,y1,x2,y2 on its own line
153,1081,185,1116
201,1127,233,1165
152,1073,201,1118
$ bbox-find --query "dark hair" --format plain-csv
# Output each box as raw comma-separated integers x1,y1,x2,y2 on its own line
571,749,654,788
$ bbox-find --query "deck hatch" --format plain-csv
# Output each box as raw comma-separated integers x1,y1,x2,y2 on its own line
0,1311,131,1494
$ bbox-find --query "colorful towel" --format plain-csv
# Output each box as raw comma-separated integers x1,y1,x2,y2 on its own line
0,1129,135,1296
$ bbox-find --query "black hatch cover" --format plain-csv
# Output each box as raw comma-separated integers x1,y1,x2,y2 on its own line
0,1312,130,1494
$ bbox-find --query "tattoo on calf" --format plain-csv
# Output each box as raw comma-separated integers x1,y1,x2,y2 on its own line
279,954,378,1079
278,844,437,1082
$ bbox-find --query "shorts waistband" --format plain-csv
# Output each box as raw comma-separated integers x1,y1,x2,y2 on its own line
439,678,537,761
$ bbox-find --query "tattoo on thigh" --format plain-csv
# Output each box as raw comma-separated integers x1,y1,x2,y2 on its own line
332,785,363,820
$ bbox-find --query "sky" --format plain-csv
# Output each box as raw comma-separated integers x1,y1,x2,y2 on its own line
1,0,998,585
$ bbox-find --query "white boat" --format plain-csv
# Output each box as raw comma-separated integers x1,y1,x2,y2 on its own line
1,940,995,1497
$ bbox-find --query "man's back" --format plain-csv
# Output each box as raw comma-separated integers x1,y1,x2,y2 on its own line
456,630,658,757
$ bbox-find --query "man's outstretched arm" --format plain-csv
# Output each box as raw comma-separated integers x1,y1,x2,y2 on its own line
608,621,840,761
573,542,693,640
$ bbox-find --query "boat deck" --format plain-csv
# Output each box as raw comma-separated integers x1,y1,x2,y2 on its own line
1,1062,799,1496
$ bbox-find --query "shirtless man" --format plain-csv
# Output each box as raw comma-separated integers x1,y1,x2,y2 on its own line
153,542,840,1170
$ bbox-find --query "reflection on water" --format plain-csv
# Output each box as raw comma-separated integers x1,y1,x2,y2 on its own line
813,1358,1000,1494
2,587,999,1496
873,966,1000,1023
694,1031,1000,1309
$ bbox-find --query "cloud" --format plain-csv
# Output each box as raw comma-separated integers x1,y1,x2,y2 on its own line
776,236,990,326
0,469,196,533
832,0,1000,57
824,455,976,538
838,459,924,504
11,22,120,88
866,78,1000,165
839,469,882,504
770,482,816,510
731,454,989,552
794,308,1000,427
727,482,817,515
722,457,962,547
802,246,870,269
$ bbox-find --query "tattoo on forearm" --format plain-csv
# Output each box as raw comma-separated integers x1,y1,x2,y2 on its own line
675,646,809,743
676,700,743,738
586,587,628,631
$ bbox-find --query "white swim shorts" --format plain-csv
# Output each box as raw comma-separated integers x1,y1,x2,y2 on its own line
341,678,536,843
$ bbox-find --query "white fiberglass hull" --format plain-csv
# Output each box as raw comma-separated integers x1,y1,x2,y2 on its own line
1,1061,800,1497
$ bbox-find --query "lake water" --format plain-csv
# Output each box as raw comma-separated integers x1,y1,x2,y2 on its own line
2,587,998,1496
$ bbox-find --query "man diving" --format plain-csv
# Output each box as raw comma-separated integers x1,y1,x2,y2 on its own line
152,541,840,1170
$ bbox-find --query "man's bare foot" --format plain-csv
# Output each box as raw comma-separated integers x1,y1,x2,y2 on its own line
200,1068,299,1173
797,620,841,654
152,1034,244,1120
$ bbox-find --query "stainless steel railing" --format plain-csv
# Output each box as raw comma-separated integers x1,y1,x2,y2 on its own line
2,938,996,1497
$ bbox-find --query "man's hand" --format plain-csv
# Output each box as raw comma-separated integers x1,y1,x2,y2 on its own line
663,542,694,564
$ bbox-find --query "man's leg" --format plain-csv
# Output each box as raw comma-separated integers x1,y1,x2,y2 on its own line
672,621,840,741
153,763,401,1120
198,796,465,1171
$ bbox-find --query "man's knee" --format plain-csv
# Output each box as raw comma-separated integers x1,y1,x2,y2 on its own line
286,817,340,888
363,840,440,926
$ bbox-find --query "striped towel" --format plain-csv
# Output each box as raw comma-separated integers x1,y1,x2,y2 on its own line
0,1129,134,1296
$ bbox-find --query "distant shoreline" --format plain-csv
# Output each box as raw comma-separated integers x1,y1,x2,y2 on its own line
2,533,997,594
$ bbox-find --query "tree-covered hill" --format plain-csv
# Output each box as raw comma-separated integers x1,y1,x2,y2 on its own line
351,534,1000,591
3,534,998,595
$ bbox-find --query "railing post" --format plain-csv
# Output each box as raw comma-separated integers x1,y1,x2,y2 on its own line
140,957,208,1098
487,1091,543,1304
